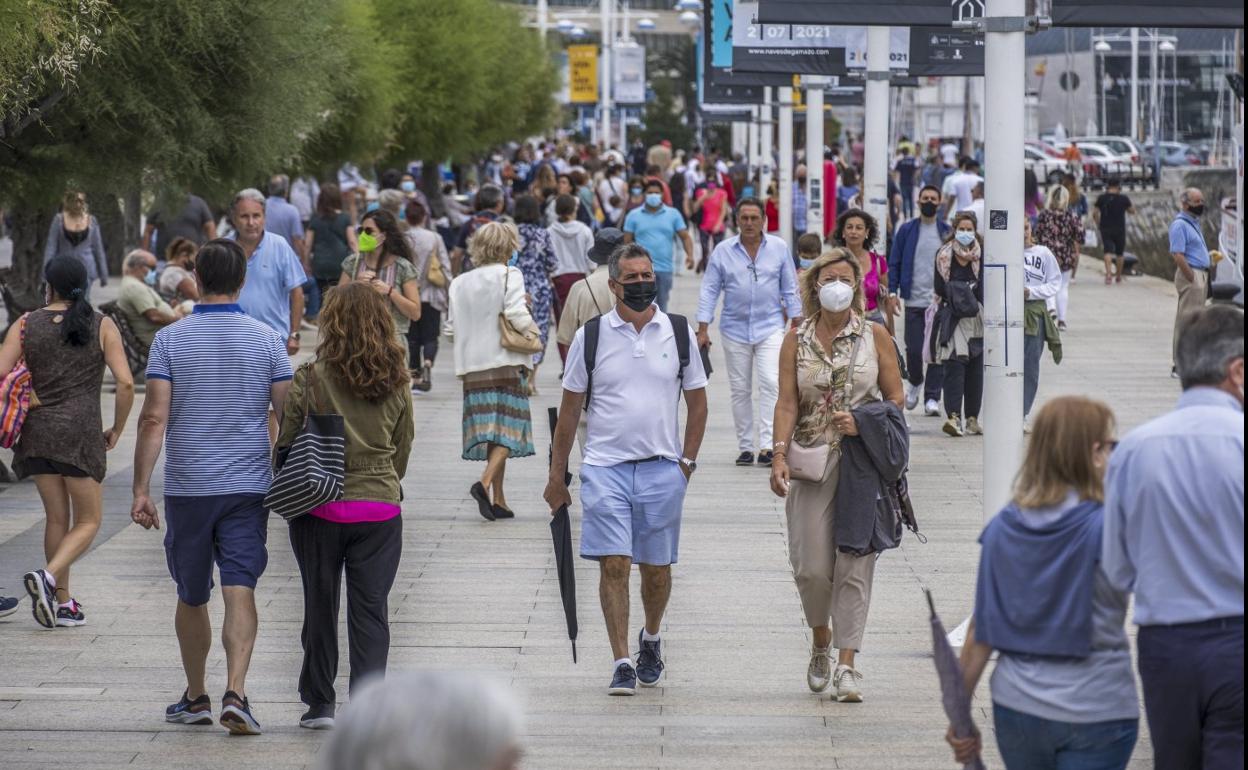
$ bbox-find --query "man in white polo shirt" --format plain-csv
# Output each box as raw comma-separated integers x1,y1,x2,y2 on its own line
546,242,708,697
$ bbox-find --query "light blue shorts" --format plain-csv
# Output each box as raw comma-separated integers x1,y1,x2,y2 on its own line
579,459,687,566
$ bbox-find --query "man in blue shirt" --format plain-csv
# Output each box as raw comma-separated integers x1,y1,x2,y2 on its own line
623,179,694,312
265,175,316,320
131,239,294,735
1103,305,1244,770
696,198,801,467
1169,187,1212,372
231,188,305,355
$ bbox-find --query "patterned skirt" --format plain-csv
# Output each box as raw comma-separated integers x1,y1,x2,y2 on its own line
461,366,536,461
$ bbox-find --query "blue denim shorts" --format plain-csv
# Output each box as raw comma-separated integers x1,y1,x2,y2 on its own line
163,494,269,606
579,459,687,566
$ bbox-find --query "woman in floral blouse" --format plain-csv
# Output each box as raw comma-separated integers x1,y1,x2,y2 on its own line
1033,185,1084,332
768,247,904,704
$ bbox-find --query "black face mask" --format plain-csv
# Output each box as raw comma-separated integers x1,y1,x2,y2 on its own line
618,280,658,312
920,201,939,218
1188,204,1205,217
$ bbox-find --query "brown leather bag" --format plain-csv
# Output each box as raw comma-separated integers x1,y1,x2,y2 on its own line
497,267,543,355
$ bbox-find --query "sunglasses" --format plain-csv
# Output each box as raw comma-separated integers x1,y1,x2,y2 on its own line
361,227,379,236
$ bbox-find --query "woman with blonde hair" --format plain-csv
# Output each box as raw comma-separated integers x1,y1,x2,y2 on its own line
947,396,1138,769
448,221,537,521
278,282,415,731
1033,183,1084,331
44,190,109,295
770,247,904,702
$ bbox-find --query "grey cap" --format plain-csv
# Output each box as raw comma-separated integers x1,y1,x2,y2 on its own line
589,227,625,265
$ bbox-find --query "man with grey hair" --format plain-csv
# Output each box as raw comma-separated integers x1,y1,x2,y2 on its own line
116,248,181,350
546,242,708,696
1168,187,1212,374
231,187,305,354
317,671,522,770
1103,305,1244,770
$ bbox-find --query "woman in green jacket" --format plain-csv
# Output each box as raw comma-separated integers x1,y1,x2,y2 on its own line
277,282,414,731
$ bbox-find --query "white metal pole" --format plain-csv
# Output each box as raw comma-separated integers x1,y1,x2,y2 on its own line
600,0,613,148
760,86,774,204
1150,32,1159,146
982,0,1026,522
537,0,548,46
748,105,760,185
805,78,826,236
779,85,795,245
1130,28,1139,142
863,26,891,245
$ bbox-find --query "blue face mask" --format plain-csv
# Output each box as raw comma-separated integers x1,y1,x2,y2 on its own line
144,268,158,286
955,231,977,247
799,257,816,271
644,193,663,209
400,180,416,193
630,187,643,196
507,250,520,267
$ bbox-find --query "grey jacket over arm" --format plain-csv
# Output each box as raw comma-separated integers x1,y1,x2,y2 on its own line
834,400,910,557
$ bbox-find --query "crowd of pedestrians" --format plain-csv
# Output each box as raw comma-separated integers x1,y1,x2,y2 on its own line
0,135,1241,770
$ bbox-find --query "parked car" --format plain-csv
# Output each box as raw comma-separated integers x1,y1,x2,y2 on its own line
1070,136,1143,165
1073,141,1146,186
1024,144,1075,186
1143,141,1203,166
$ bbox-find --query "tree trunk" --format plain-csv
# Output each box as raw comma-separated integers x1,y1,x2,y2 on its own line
422,159,447,220
1,209,51,326
91,192,126,276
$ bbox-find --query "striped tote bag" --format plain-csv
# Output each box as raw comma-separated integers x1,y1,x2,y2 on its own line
0,315,32,449
264,365,346,521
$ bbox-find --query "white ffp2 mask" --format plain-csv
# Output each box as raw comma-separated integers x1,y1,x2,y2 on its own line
819,281,855,313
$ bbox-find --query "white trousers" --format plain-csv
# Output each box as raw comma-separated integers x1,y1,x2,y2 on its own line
721,328,785,453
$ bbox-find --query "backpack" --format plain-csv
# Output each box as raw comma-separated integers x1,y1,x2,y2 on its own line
582,312,690,410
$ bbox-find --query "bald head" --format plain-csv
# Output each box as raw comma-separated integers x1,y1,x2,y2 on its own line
1180,187,1205,212
124,249,157,275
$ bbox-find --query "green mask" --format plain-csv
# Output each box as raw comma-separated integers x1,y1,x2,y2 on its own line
358,232,380,252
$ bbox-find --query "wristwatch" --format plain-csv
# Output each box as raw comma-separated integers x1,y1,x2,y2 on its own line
289,332,301,341
679,457,698,474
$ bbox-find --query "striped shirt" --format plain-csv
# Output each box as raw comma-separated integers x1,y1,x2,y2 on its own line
146,303,292,496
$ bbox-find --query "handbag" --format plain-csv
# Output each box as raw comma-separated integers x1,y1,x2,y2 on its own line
425,243,448,288
0,314,32,449
264,364,346,521
498,267,543,355
787,329,864,483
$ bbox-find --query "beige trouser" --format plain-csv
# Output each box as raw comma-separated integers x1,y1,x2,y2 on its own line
785,455,876,651
1172,267,1208,364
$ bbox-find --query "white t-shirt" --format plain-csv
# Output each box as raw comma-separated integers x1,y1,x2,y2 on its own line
966,199,986,236
940,143,959,167
563,308,708,467
1023,245,1062,301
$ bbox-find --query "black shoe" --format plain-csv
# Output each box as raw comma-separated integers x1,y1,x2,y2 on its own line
735,451,755,466
0,594,18,618
491,504,515,519
636,630,665,687
299,703,335,730
166,690,213,725
55,598,85,627
219,690,262,735
608,663,637,696
22,569,55,629
470,482,495,521
756,451,774,467
415,365,433,393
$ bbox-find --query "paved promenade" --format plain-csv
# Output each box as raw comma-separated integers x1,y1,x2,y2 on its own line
0,257,1178,768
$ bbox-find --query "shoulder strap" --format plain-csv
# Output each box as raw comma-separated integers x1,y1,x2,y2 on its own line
582,316,601,410
667,313,691,385
843,321,867,409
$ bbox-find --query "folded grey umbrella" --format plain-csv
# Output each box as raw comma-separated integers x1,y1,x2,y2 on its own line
927,589,986,770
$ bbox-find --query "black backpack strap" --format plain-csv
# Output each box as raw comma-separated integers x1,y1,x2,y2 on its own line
582,315,601,411
667,313,691,389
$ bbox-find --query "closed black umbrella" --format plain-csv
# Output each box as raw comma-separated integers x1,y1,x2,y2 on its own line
550,504,578,663
547,406,577,662
926,589,985,770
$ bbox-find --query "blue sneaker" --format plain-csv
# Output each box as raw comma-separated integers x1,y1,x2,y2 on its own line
219,690,262,735
608,663,637,696
22,569,55,629
0,594,19,618
166,690,213,725
636,631,664,687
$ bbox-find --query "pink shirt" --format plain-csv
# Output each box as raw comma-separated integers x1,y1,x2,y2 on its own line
697,187,729,234
864,251,886,312
309,500,401,524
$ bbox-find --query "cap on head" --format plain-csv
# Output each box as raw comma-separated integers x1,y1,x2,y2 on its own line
589,228,625,265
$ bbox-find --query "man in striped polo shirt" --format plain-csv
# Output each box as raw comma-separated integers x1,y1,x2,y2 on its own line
130,239,292,736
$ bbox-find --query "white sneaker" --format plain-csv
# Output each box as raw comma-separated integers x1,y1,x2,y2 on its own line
833,664,864,703
942,415,964,437
806,647,832,693
965,416,983,435
904,382,921,411
924,399,941,417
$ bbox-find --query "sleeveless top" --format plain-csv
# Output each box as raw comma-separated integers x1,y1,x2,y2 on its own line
13,309,107,481
793,312,882,451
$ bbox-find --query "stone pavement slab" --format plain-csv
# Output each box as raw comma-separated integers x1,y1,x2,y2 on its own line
0,257,1178,768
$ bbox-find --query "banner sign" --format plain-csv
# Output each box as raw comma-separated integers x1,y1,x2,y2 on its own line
567,45,598,104
907,26,984,75
757,0,1242,29
711,0,734,67
614,46,646,104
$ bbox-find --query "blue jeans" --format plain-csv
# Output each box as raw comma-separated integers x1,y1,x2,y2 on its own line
302,276,321,319
1024,321,1046,416
993,703,1138,770
655,270,674,312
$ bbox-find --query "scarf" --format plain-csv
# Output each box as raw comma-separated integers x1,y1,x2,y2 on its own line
935,238,981,283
